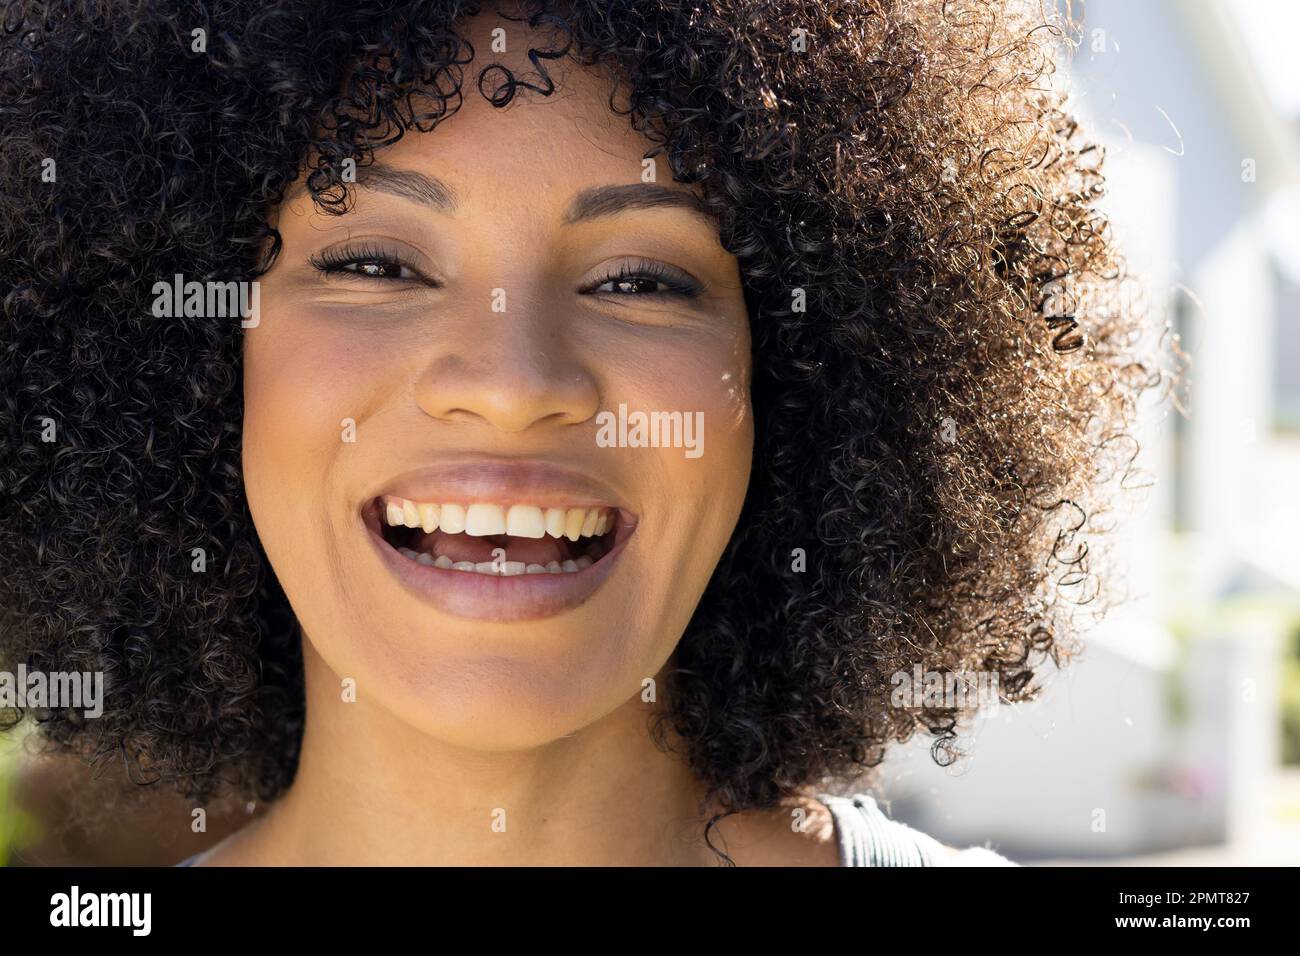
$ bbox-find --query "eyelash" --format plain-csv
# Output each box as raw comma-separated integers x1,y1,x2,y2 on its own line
581,259,704,299
309,245,703,299
309,243,428,283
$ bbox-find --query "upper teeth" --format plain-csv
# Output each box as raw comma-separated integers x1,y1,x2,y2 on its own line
381,498,614,541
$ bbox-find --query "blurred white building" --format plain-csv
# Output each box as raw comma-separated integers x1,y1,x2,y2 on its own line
879,0,1300,863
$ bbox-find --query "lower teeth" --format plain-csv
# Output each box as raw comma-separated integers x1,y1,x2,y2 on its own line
396,548,594,574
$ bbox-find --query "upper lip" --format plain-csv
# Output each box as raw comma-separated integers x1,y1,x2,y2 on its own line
361,458,633,513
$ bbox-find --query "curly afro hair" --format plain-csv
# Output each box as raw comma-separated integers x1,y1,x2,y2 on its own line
0,0,1161,830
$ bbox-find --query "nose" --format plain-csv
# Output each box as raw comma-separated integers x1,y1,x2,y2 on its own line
413,299,601,433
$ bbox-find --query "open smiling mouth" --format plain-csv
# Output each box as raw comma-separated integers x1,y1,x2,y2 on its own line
375,498,622,575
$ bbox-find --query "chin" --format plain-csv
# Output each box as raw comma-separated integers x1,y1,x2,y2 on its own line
359,630,654,752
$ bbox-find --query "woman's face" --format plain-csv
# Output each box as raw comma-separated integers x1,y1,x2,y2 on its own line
242,19,753,750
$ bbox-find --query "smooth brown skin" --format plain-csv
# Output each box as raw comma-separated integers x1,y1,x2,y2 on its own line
199,9,840,866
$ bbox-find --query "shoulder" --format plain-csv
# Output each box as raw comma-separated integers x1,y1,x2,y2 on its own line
819,792,1017,867
172,817,270,866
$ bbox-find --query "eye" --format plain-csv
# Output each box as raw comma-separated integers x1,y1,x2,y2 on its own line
582,259,704,299
309,243,433,284
339,258,416,280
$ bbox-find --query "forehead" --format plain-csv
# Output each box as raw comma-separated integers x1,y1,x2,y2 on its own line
276,10,716,236
380,78,642,193
372,12,654,198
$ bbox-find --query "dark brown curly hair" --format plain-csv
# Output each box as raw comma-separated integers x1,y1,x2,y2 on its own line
0,0,1162,839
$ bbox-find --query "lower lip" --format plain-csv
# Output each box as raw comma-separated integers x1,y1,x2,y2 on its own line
362,505,636,623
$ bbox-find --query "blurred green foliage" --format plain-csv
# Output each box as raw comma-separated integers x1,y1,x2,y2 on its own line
1281,623,1300,765
0,730,42,866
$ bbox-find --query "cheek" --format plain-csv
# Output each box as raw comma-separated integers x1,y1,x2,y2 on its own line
240,311,390,580
243,308,399,464
613,325,753,594
639,328,752,471
244,315,380,430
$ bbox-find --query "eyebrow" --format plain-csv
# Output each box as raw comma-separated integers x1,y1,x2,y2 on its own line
563,182,717,228
344,166,717,228
355,164,458,211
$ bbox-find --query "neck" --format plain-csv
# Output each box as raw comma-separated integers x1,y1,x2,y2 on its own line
242,639,730,866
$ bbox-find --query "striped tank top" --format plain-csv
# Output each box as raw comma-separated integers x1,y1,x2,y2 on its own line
819,792,1016,866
